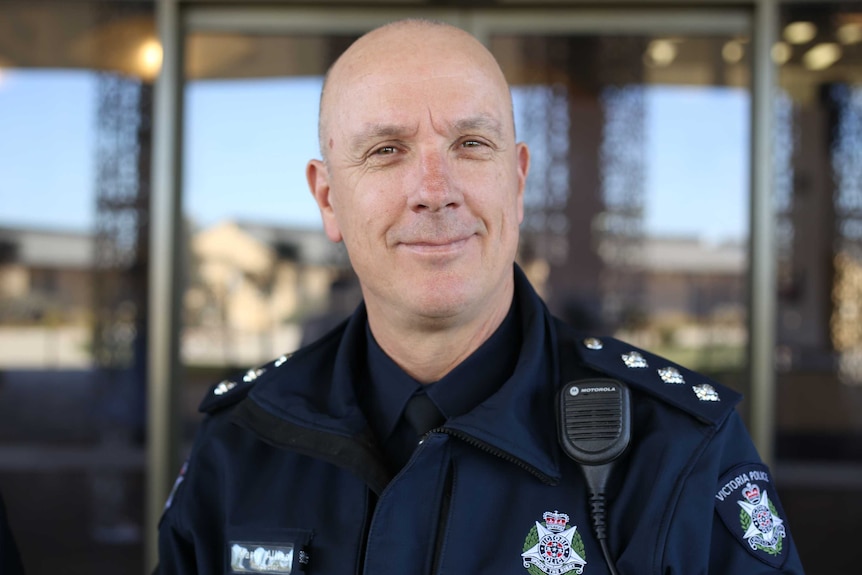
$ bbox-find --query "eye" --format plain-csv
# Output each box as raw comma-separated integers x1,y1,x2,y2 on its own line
373,145,398,155
455,137,494,160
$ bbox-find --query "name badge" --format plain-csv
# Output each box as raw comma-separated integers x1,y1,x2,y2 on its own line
229,541,309,574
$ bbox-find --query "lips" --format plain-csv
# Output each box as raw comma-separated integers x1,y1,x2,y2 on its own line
400,235,472,247
392,218,484,250
397,236,473,256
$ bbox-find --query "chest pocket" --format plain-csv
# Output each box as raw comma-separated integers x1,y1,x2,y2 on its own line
226,527,312,574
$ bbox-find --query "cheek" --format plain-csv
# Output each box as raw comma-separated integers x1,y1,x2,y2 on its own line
334,177,400,247
461,168,521,222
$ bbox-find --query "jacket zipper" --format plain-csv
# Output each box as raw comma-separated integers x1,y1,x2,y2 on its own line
429,463,454,575
356,488,376,574
360,437,438,575
427,427,558,485
364,429,556,574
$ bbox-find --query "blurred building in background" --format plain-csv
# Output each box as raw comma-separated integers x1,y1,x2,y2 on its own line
0,1,860,573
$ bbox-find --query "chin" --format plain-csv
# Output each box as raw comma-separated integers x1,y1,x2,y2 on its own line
406,278,482,320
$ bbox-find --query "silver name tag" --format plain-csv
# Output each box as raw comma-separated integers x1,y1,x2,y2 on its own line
230,541,295,574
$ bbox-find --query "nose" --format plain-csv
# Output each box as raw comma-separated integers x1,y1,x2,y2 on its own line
408,148,462,213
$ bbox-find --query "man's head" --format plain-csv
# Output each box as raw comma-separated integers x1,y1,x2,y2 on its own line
307,19,529,332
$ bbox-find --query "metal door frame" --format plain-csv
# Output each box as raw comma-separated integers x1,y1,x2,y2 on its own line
147,1,776,570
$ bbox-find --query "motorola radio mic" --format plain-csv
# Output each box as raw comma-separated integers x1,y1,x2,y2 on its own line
557,378,631,575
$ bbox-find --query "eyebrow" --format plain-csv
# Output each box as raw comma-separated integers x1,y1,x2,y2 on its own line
451,115,505,139
348,114,506,152
349,123,416,153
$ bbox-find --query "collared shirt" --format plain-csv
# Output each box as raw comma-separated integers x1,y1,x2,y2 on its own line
360,298,522,471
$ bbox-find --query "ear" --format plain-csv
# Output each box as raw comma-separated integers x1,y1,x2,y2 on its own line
306,159,343,243
515,142,530,224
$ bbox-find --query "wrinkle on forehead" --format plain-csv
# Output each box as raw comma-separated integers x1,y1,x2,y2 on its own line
449,115,505,140
348,122,419,155
318,21,515,158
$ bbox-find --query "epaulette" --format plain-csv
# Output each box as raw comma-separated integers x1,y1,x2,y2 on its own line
198,352,294,414
572,334,741,426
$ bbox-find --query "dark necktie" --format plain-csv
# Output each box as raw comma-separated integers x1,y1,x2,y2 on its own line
403,392,445,436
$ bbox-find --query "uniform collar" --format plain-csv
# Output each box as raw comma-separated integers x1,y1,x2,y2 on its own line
245,265,563,484
245,302,371,438
427,297,521,420
361,326,418,442
442,266,562,482
361,297,521,444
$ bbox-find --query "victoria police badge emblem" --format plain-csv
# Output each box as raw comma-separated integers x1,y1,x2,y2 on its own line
521,510,587,575
715,463,791,568
738,482,786,553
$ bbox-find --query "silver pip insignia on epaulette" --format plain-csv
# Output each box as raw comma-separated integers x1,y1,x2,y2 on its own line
199,352,294,413
658,366,685,385
214,380,236,395
243,368,266,383
621,351,648,368
575,334,740,425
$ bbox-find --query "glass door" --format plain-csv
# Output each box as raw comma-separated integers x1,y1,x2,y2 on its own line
173,4,756,558
177,8,471,442
179,9,753,431
481,13,752,392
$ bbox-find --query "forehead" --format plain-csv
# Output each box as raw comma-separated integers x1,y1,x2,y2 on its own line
343,73,508,126
323,24,514,136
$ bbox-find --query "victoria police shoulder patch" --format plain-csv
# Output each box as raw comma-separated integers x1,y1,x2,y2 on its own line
714,462,791,569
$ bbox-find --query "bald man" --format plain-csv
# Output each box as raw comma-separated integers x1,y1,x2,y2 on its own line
156,20,804,574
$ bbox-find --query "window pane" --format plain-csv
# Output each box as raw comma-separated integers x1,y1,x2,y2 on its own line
493,33,751,392
774,2,862,573
181,33,361,442
0,2,153,573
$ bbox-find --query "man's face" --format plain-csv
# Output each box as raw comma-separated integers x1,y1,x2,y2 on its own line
308,24,529,327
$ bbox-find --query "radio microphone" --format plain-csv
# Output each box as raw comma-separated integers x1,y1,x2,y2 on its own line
557,378,631,575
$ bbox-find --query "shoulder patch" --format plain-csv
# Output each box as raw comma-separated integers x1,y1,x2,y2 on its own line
573,336,741,425
714,463,791,569
163,459,188,512
198,353,294,414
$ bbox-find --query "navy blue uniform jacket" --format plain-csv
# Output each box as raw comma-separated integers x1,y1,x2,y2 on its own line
158,268,804,574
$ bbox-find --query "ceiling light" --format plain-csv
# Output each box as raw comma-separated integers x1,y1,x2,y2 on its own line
69,17,161,81
138,38,163,79
722,40,744,64
771,42,792,65
784,21,817,44
837,23,862,45
646,39,677,67
802,43,842,70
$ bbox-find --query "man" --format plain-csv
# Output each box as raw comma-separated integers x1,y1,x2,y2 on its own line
157,20,804,574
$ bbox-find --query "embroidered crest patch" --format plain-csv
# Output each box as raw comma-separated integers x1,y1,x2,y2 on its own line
521,510,587,575
714,463,790,568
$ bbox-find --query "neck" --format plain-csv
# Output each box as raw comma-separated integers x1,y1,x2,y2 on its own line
366,282,514,384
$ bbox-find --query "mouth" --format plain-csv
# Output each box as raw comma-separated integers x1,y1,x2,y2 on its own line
398,235,474,255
